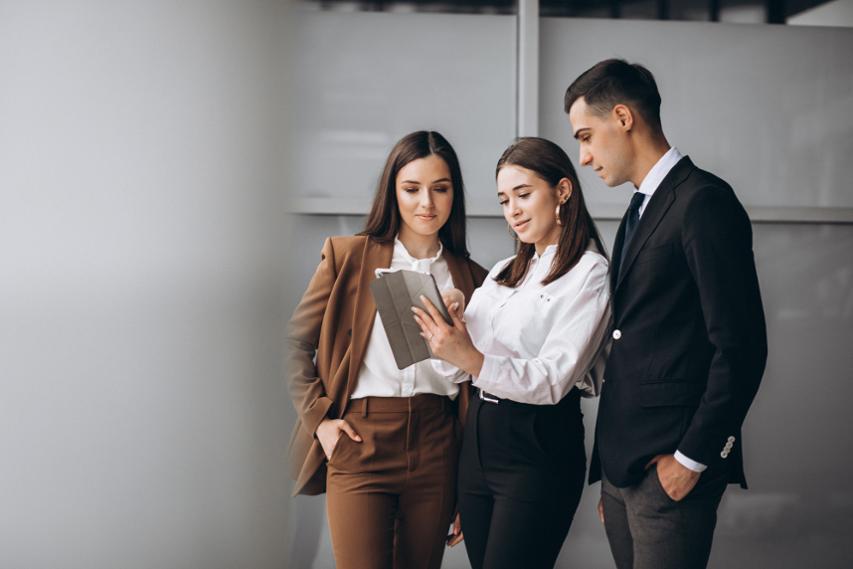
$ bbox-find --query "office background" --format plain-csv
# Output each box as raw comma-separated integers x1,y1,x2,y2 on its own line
286,2,853,568
1,1,851,568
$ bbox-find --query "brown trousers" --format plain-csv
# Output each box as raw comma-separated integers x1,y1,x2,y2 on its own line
326,394,458,569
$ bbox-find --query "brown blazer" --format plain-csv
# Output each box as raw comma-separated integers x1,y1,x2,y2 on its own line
287,235,489,496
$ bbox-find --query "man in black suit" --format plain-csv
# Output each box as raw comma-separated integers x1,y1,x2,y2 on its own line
565,59,767,569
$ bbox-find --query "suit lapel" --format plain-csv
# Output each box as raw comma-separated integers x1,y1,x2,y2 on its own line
615,157,693,292
440,250,475,426
345,238,393,398
444,252,475,300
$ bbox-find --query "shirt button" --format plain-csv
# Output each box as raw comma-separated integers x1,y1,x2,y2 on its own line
612,329,622,340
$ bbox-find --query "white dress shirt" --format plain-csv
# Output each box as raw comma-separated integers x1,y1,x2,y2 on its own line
630,146,706,474
350,237,460,400
634,146,683,218
432,244,611,405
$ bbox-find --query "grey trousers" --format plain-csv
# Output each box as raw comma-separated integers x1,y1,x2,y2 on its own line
601,464,728,569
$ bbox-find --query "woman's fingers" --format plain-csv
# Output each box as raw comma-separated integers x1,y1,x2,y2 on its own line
440,291,456,308
338,420,362,442
419,295,448,325
441,289,465,314
411,305,440,334
448,304,467,330
446,513,464,547
412,310,435,338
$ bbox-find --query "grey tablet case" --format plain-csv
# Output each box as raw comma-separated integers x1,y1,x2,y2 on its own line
369,269,452,370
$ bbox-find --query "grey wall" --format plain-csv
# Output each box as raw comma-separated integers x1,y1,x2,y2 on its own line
3,2,851,568
0,2,290,568
289,9,517,215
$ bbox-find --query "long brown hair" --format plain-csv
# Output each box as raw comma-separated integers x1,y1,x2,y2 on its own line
359,131,470,258
495,137,607,287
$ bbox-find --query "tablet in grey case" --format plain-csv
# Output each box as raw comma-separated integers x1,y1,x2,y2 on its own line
369,269,452,370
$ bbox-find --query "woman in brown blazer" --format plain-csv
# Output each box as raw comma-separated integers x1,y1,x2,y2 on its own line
287,131,488,569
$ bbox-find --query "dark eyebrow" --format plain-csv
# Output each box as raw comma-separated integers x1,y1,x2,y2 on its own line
431,177,451,185
573,128,590,140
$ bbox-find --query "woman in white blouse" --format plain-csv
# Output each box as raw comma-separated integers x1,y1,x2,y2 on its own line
413,137,611,569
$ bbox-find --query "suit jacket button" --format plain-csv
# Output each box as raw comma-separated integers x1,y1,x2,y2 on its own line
721,450,729,458
727,436,736,443
612,329,622,340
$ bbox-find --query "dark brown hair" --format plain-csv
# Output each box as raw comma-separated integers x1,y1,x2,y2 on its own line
360,131,469,257
564,58,662,132
495,137,607,287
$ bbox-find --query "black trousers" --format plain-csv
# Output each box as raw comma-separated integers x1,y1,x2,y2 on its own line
457,389,586,569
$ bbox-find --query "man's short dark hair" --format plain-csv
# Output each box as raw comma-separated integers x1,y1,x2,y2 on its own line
564,59,662,131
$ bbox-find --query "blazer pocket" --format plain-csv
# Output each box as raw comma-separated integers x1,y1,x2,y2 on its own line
639,380,703,408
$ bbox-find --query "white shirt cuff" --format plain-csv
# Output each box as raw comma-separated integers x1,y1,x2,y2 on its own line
674,450,707,472
430,358,468,384
471,353,499,392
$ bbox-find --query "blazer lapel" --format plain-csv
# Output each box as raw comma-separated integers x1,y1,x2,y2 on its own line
442,250,476,426
345,238,393,400
445,252,476,300
615,157,693,292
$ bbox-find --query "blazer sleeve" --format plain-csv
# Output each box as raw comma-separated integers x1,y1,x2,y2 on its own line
287,237,337,437
677,185,768,466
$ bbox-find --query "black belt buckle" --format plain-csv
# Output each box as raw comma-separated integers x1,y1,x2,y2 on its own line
478,389,500,404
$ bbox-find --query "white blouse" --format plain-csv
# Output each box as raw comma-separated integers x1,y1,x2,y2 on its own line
433,243,611,405
350,237,460,400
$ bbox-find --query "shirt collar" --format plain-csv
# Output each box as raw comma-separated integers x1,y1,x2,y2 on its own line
394,236,444,272
636,146,684,198
532,243,558,262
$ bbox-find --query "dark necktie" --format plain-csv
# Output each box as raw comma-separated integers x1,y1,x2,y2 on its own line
616,191,647,281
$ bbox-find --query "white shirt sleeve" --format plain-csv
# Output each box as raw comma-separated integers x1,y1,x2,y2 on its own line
429,259,510,385
674,450,708,472
472,259,611,405
430,358,469,383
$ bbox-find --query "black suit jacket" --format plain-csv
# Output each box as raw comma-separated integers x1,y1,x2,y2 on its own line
590,156,767,489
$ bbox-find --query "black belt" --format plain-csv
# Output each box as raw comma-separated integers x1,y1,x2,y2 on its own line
477,387,583,408
478,388,501,404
